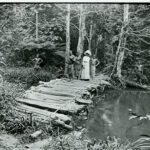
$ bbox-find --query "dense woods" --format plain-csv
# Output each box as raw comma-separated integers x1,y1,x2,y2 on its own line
0,4,150,83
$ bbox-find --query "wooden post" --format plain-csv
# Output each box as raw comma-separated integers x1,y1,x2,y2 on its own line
35,10,39,41
65,4,70,75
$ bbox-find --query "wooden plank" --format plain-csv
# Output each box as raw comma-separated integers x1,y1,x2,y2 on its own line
16,98,85,114
50,86,85,92
39,81,91,89
14,107,73,130
36,85,82,93
24,92,75,103
15,104,71,123
75,98,92,105
31,87,76,97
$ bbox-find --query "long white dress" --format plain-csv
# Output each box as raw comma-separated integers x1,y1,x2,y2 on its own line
81,56,90,80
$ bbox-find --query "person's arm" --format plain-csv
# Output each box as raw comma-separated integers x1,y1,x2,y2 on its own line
96,59,100,67
81,57,84,68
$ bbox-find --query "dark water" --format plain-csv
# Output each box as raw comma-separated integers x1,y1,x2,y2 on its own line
87,90,150,141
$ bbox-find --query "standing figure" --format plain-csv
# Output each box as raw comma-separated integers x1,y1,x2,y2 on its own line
91,55,100,79
74,54,82,79
137,61,143,74
81,50,91,81
33,54,43,71
66,51,76,80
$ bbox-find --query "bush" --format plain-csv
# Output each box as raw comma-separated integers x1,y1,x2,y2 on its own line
3,67,58,88
0,80,24,131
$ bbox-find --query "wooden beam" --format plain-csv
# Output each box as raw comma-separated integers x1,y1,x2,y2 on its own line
15,104,71,123
16,98,85,115
31,87,76,97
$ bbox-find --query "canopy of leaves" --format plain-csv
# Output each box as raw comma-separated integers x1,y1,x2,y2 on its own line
0,3,150,81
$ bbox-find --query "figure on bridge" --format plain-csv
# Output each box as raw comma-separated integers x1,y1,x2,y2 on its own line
66,51,76,80
91,54,100,80
74,53,82,79
81,50,91,81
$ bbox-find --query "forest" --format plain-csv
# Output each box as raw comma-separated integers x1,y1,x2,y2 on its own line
1,3,150,150
0,4,150,84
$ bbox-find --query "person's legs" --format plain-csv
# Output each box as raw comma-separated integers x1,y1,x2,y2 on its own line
71,65,75,79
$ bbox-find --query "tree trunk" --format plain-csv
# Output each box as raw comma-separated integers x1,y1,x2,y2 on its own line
111,4,129,78
36,11,38,41
88,21,93,52
65,4,70,74
77,4,86,55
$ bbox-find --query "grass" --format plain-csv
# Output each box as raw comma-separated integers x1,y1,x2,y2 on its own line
0,80,25,131
45,133,129,150
45,132,150,150
3,66,58,89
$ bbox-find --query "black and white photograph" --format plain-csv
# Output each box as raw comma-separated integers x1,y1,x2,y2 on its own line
1,1,150,150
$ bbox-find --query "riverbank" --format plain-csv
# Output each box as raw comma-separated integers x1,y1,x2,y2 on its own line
1,72,150,150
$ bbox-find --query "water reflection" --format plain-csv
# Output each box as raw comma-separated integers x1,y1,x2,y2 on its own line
87,90,150,141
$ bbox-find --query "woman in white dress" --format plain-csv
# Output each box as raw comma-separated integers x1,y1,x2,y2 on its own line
81,50,91,81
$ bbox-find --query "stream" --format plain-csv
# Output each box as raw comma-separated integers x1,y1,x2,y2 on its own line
86,90,150,142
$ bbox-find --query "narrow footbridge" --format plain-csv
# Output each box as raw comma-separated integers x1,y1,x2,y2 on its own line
15,75,111,130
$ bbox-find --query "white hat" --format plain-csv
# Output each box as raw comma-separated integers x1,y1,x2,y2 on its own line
84,50,91,56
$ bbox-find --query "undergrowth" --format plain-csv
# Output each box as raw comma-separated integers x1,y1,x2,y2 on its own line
45,132,150,150
0,79,67,145
0,80,24,131
3,67,58,89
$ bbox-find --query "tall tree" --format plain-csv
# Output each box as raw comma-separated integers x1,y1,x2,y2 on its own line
111,4,129,78
35,10,39,41
65,4,70,74
77,4,86,55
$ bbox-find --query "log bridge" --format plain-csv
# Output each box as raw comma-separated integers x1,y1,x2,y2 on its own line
15,75,111,130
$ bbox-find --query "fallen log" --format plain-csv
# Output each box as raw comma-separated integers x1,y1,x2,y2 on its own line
30,130,43,138
75,98,92,105
15,104,71,123
16,97,85,115
52,119,73,130
14,105,73,130
123,79,150,90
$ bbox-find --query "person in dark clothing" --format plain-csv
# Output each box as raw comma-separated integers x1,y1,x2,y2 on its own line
32,54,43,71
66,51,76,80
74,54,82,79
39,52,47,68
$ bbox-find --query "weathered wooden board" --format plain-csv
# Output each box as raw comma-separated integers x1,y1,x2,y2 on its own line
75,98,92,105
51,85,86,91
37,85,83,93
16,98,85,114
55,82,98,87
15,104,71,123
31,87,76,97
24,92,74,103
